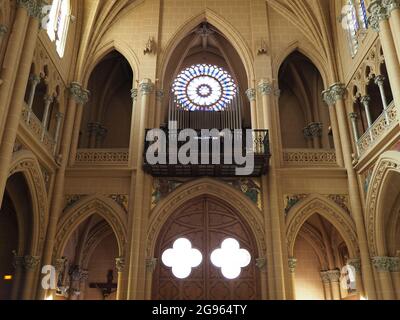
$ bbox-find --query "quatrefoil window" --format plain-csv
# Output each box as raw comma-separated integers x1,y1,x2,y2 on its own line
211,238,251,280
161,238,202,279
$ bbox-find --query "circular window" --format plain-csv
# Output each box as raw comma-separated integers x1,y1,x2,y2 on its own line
172,64,237,111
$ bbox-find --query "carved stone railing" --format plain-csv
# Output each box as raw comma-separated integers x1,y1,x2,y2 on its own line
21,104,56,154
75,149,129,165
283,149,337,167
357,101,398,158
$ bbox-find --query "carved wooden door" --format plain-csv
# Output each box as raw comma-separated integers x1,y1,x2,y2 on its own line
152,196,260,300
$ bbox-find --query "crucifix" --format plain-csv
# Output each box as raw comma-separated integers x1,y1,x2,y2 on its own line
89,270,117,300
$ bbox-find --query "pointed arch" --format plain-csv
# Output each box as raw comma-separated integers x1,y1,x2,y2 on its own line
147,178,265,258
365,151,400,256
158,9,255,88
54,195,127,259
286,194,359,258
8,150,49,255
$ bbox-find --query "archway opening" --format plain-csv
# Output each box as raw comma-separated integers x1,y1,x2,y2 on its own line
79,50,133,149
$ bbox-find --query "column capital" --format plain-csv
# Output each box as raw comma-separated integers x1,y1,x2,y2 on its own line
258,81,273,96
139,79,154,96
44,94,54,104
347,258,362,273
372,256,400,272
256,257,267,270
327,269,341,282
383,0,400,15
246,88,256,102
320,271,330,283
322,83,346,106
17,0,46,19
55,257,67,272
55,111,64,121
0,25,8,36
349,112,359,120
115,257,125,272
368,0,390,32
131,88,139,101
303,126,312,139
288,258,297,273
29,74,41,84
12,251,24,269
146,258,158,273
308,122,323,138
360,95,371,105
374,74,386,86
69,82,90,105
156,89,164,102
23,255,41,270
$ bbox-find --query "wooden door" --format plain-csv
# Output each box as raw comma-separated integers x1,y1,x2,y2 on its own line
152,196,260,300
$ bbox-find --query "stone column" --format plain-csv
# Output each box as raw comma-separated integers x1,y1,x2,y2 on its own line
144,258,157,300
155,89,164,127
41,95,54,141
0,0,32,137
384,0,400,61
323,83,377,299
115,257,125,301
0,12,41,207
328,269,342,300
288,258,297,300
347,258,365,297
369,1,400,116
68,266,84,300
374,75,390,124
390,257,400,299
308,122,323,149
372,256,396,299
21,255,40,300
0,24,8,51
26,74,40,123
11,252,24,300
126,80,154,299
128,88,139,163
246,88,257,129
53,112,64,155
38,83,89,300
320,271,332,300
360,96,373,129
349,113,361,157
78,270,89,301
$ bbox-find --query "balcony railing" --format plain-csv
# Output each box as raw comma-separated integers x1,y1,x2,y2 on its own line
75,149,129,165
283,149,337,167
143,129,270,177
21,104,56,154
357,101,398,158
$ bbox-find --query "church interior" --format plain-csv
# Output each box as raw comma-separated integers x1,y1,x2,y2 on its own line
0,0,400,300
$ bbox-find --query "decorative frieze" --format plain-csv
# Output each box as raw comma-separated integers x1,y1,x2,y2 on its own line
283,149,337,166
75,149,129,165
372,256,400,272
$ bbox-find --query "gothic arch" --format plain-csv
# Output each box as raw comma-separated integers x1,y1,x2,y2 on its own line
83,40,139,88
147,178,265,258
8,150,49,256
158,9,255,89
54,195,127,260
365,151,400,256
286,194,359,258
274,41,329,89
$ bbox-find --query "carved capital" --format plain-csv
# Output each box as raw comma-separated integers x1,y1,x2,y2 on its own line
23,255,40,270
246,88,256,102
368,0,390,32
17,0,46,19
55,257,67,273
115,257,125,272
256,257,267,270
372,256,399,272
12,251,24,269
69,82,90,105
56,112,65,121
349,112,358,121
308,122,323,138
347,259,362,273
322,83,346,106
384,0,400,14
44,95,54,104
258,81,273,96
29,74,41,85
374,75,386,87
327,269,341,282
139,80,154,96
360,95,371,106
288,258,297,273
131,88,138,102
156,90,164,102
320,271,330,283
0,25,8,36
146,258,158,272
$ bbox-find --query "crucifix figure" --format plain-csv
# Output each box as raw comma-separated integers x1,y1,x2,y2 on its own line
89,270,117,300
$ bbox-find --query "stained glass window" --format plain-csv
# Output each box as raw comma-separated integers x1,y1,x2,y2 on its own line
172,64,237,111
47,0,71,57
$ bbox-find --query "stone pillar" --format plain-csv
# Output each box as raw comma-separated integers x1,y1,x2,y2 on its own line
308,122,323,149
115,257,125,301
349,113,361,157
303,126,314,148
369,1,400,116
320,271,332,300
155,90,164,127
11,252,24,300
246,88,257,129
391,257,400,299
323,83,377,299
375,75,390,124
347,258,365,297
128,88,139,163
288,258,297,300
144,258,157,300
53,112,64,155
328,269,342,300
26,74,40,123
0,12,41,207
21,255,40,300
372,256,396,299
0,0,32,138
360,96,373,129
68,266,85,300
384,0,400,61
126,80,154,300
38,83,89,300
41,95,54,141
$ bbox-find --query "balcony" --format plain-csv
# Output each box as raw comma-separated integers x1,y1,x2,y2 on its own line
143,129,270,177
356,101,398,159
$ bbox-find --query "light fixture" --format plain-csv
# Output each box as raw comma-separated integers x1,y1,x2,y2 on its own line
3,275,12,281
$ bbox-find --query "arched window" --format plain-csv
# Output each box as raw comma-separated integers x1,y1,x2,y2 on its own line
46,0,71,57
342,0,369,58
